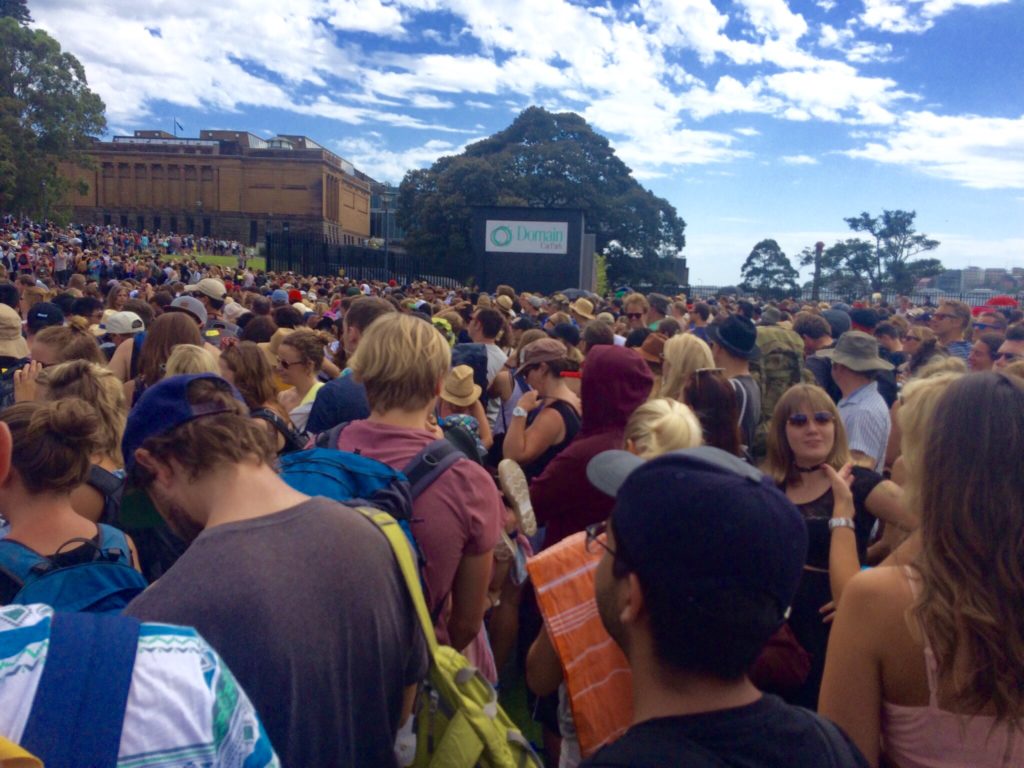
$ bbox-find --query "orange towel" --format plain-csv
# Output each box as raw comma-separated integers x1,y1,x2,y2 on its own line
527,531,633,757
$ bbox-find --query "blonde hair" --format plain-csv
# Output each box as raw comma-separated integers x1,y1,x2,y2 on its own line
766,384,850,485
898,372,964,514
350,313,450,413
661,334,714,401
165,344,219,376
37,360,127,465
912,354,967,380
624,398,703,458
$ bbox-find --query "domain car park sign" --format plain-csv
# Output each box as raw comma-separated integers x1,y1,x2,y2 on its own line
473,207,587,293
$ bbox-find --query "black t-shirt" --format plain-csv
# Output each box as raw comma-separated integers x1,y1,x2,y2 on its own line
582,695,868,768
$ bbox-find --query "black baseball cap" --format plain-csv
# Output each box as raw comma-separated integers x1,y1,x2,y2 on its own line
587,447,807,617
26,302,65,334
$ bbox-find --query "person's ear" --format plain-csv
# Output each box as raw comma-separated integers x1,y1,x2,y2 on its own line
133,448,175,489
620,572,645,627
0,423,11,487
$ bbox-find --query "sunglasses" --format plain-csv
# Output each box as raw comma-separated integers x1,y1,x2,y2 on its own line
625,312,644,320
787,411,834,427
276,357,303,369
995,352,1021,362
931,312,956,321
973,323,998,331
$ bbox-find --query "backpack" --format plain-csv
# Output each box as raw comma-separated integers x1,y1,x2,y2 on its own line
86,465,125,526
452,343,491,405
750,326,807,458
277,423,465,600
251,407,308,455
0,524,149,614
358,508,543,768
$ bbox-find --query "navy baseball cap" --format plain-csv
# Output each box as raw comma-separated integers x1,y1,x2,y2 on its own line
587,447,807,617
26,302,65,334
122,373,245,477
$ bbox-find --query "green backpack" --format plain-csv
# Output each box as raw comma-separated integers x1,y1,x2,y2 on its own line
750,326,809,458
358,508,543,768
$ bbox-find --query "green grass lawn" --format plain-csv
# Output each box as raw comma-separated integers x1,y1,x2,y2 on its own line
164,252,266,272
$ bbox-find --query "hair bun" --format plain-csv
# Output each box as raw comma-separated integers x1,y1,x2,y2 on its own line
35,398,100,450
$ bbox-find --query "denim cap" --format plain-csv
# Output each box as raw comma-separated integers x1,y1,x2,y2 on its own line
122,374,245,477
587,446,808,617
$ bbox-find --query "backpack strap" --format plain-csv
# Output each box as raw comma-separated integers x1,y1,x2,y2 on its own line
21,612,140,768
87,465,123,499
97,524,133,566
0,538,48,588
402,438,464,500
315,420,348,450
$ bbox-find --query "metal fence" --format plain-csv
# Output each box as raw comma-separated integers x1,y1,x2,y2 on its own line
685,284,1023,306
265,232,463,287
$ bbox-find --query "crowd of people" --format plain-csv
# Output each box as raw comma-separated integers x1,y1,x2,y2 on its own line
1,216,1024,768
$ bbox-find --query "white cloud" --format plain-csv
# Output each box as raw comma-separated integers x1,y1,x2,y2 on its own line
781,154,819,164
844,111,1024,189
817,0,837,10
860,0,1012,33
324,0,406,34
331,136,476,182
735,127,761,136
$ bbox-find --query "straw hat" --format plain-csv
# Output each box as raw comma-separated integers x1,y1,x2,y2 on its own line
570,297,596,320
442,365,482,407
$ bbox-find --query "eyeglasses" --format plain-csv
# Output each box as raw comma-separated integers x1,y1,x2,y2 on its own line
973,323,998,331
625,312,644,320
276,357,303,369
931,312,956,321
995,352,1022,362
584,520,616,556
787,411,834,427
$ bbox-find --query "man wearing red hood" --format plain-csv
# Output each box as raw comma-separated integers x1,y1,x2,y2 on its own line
531,345,654,549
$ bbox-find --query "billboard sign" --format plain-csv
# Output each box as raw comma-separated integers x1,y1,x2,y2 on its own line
485,220,568,255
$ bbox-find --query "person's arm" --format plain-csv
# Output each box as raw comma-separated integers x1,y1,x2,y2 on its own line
493,368,513,403
819,570,890,767
446,551,493,652
822,463,860,604
884,400,902,473
526,627,564,697
864,479,915,532
502,392,565,464
469,400,493,449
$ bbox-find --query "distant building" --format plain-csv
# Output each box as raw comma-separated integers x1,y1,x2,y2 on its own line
61,130,370,245
961,266,985,291
984,267,1008,287
933,269,963,292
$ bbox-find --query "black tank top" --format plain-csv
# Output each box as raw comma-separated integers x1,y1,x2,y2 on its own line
522,399,581,481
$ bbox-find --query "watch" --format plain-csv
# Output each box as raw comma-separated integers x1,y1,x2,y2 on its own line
828,517,855,531
512,406,529,418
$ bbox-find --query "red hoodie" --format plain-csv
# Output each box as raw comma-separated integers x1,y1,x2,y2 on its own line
531,345,653,548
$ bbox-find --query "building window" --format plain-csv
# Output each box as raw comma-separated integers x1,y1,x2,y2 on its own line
103,213,111,226
250,220,258,245
203,218,211,237
102,163,114,178
153,215,162,231
134,164,147,179
186,216,195,234
137,215,145,231
118,163,130,178
169,216,178,233
201,166,213,181
151,165,164,180
185,166,197,180
120,215,128,228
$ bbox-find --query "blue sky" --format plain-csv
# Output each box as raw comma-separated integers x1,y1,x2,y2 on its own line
31,0,1024,284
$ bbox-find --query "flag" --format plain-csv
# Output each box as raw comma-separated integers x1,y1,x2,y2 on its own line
174,118,183,132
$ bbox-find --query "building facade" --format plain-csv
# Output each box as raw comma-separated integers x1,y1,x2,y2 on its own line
62,130,371,245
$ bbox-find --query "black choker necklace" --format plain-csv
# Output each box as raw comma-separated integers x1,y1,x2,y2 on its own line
795,464,822,473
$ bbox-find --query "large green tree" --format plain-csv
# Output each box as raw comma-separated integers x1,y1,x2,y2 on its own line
0,17,106,219
0,0,31,24
398,107,686,283
739,239,800,298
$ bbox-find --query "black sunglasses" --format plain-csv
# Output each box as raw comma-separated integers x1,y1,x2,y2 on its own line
625,312,644,320
995,352,1021,362
787,411,834,427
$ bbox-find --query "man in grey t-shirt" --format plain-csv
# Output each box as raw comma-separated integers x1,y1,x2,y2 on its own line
122,373,427,767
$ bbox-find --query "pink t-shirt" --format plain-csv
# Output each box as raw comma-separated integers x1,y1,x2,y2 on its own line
336,420,503,646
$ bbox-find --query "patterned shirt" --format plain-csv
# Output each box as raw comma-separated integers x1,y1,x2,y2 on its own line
944,339,972,362
838,380,891,473
0,604,279,768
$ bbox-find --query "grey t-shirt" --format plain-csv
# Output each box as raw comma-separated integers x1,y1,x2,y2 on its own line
126,497,428,768
730,374,762,451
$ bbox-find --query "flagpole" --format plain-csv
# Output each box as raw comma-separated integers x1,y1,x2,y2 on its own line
173,118,177,138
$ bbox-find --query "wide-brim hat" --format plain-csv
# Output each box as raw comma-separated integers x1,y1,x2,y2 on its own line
816,330,894,372
570,298,596,320
517,338,567,374
442,364,482,406
706,316,760,361
0,304,28,359
638,332,667,363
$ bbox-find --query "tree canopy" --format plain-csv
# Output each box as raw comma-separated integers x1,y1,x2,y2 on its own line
0,0,31,24
397,107,686,284
0,17,106,219
800,209,941,295
740,239,800,299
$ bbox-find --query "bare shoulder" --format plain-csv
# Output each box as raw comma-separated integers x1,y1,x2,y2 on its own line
841,566,913,627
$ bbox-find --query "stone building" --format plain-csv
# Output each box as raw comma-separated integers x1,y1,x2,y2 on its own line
62,130,370,245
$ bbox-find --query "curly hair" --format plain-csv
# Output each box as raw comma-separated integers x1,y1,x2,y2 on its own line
913,372,1024,725
38,360,127,465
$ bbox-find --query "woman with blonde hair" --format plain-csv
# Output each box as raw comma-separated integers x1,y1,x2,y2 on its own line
821,372,1024,767
30,319,105,367
164,344,219,376
622,397,703,457
275,329,329,433
660,333,714,402
765,383,913,710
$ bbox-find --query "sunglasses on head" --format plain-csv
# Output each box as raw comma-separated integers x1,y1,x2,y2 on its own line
787,411,834,427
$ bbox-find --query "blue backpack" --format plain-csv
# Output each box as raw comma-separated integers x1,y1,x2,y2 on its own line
0,524,149,614
277,423,465,597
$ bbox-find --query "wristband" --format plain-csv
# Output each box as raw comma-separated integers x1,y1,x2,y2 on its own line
512,406,528,418
828,517,855,531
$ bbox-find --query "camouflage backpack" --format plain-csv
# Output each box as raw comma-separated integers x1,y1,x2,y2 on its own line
750,326,809,458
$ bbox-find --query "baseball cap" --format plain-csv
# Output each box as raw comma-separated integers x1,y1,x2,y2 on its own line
166,296,208,326
821,309,852,339
517,338,567,372
586,446,807,617
186,277,227,302
26,302,65,334
102,311,145,336
271,289,289,305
